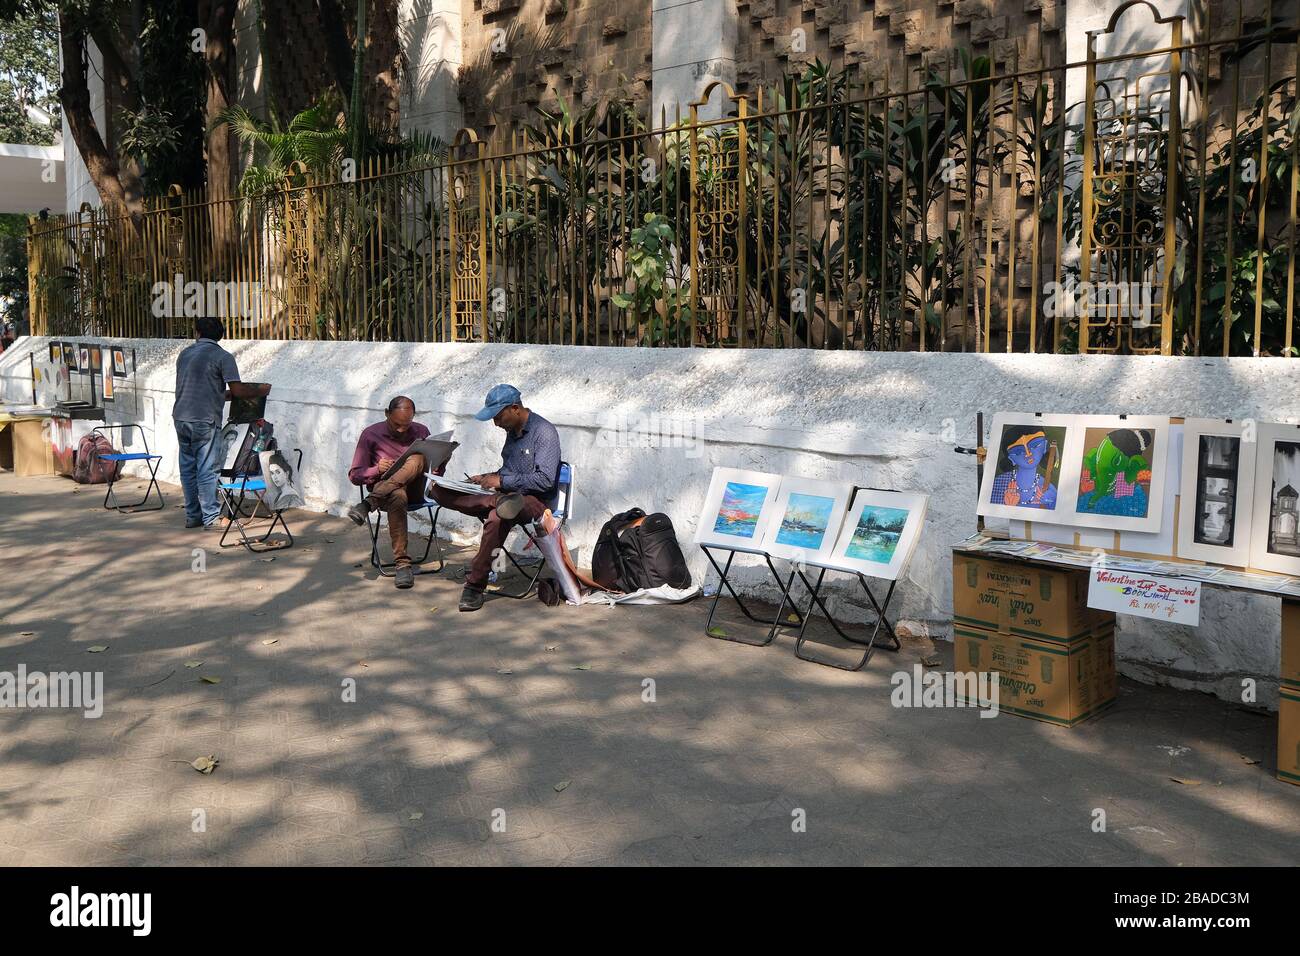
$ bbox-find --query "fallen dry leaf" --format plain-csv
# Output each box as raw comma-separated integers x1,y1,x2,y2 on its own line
921,654,943,667
200,676,222,685
1169,776,1202,786
1240,755,1261,766
184,660,203,668
496,668,513,675
706,626,727,638
191,755,219,774
262,639,278,646
554,780,570,792
408,812,424,821
572,664,591,671
87,645,108,653
19,631,34,637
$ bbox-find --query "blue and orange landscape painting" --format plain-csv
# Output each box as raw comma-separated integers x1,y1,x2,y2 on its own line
713,481,768,538
775,493,835,549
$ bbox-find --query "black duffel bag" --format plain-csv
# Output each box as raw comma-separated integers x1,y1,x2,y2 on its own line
592,507,692,593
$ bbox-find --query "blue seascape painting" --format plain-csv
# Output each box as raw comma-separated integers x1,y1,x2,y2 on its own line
775,493,835,550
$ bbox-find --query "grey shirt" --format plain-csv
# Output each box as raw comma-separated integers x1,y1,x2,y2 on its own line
173,339,240,423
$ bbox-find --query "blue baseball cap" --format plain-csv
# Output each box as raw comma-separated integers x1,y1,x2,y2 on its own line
475,383,522,421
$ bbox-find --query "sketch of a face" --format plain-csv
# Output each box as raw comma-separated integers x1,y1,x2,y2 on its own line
268,462,289,489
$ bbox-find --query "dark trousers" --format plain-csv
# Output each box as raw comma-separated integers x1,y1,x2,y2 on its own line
364,453,428,567
428,485,547,590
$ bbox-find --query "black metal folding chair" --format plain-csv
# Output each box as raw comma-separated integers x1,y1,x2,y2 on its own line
363,477,444,577
93,424,165,513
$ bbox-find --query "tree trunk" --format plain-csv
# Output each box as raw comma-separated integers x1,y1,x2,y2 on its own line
199,0,239,268
58,27,142,229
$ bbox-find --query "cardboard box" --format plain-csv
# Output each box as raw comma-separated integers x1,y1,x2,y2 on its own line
12,418,53,477
1283,601,1300,698
1280,687,1300,787
954,624,1117,727
952,552,1115,642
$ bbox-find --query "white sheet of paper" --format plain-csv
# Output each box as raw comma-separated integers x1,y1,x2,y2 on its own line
1088,567,1201,626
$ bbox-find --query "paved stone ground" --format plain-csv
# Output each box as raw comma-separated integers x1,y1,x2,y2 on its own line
1,471,1297,866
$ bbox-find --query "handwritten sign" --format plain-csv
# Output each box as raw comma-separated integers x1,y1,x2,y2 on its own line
1088,568,1201,626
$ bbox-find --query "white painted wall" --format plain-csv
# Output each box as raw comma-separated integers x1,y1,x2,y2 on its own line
652,0,738,122
399,0,465,142
2,337,1291,708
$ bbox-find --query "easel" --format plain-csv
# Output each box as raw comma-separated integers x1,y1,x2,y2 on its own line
700,544,804,646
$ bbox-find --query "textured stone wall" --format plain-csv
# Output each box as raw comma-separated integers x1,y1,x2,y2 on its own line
732,0,1063,95
457,0,655,136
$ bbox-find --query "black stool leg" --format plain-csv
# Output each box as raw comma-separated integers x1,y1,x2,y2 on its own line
793,571,899,671
702,546,804,646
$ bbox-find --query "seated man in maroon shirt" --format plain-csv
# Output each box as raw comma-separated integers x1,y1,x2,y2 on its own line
345,396,431,589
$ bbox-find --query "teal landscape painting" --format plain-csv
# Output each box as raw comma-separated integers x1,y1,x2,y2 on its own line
845,505,909,563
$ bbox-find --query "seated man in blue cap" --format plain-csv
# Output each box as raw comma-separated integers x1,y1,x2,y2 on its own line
431,383,561,612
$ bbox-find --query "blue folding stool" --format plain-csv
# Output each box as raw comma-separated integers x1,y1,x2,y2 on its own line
218,449,302,552
93,425,165,513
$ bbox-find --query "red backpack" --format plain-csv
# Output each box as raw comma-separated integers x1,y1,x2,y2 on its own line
73,433,124,485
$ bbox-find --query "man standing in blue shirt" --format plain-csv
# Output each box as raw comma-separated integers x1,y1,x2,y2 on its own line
431,383,561,612
173,318,270,529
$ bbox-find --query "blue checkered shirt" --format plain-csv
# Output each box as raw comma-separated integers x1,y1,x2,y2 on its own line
498,410,561,509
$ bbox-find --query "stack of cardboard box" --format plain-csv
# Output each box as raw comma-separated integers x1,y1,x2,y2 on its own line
1281,603,1300,786
952,552,1117,727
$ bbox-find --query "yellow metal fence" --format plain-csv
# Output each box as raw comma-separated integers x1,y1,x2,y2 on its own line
27,6,1300,356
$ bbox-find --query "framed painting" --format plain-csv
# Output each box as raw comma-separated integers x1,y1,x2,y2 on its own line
101,350,115,403
824,489,929,580
1176,419,1255,566
78,345,91,372
759,477,854,563
48,341,62,364
63,343,77,370
978,413,1081,524
111,348,127,378
1248,423,1300,576
694,467,784,553
1068,415,1170,533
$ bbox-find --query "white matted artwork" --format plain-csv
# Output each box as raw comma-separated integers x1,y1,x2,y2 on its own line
1248,422,1300,575
1068,414,1171,534
759,477,854,562
823,489,928,580
259,450,305,511
1176,419,1255,566
978,412,1081,525
693,467,784,553
1116,423,1183,556
219,422,249,472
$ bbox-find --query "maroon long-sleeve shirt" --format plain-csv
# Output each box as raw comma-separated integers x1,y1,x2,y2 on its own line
348,420,431,486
